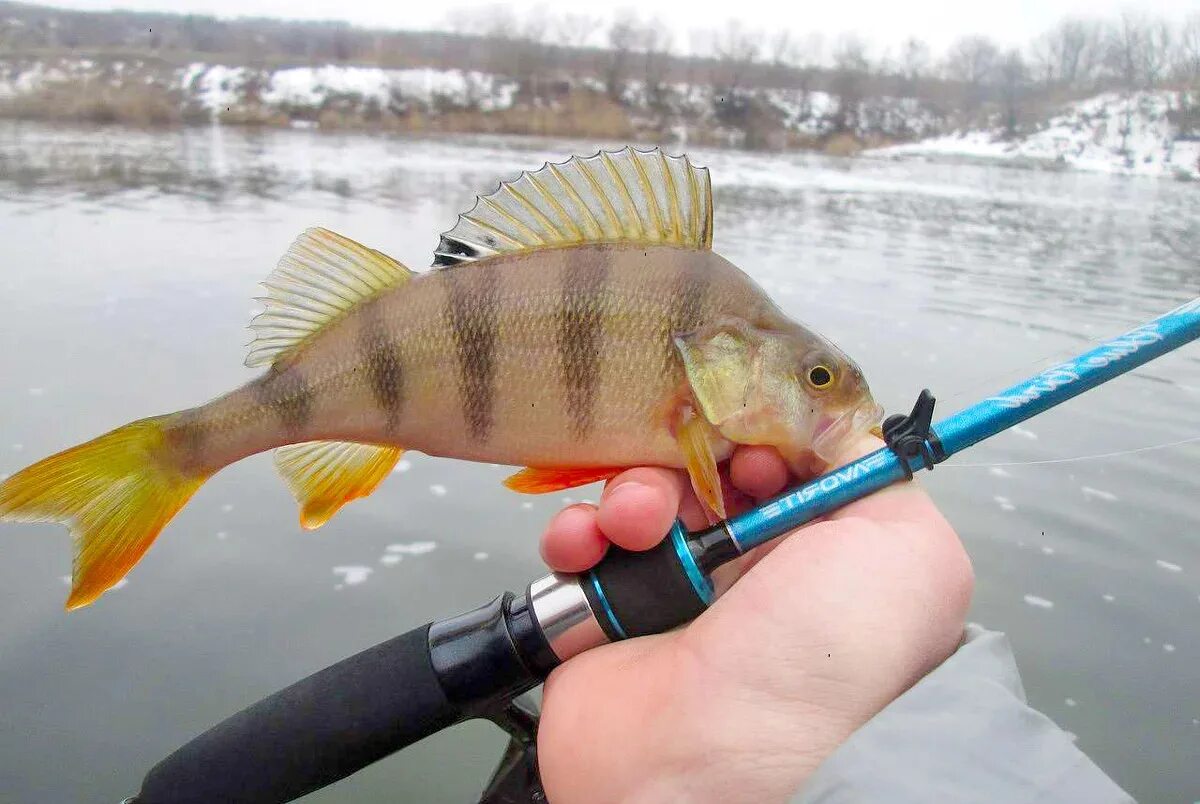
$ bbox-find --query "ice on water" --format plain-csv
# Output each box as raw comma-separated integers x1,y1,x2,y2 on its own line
387,541,437,556
332,566,372,586
1081,486,1118,502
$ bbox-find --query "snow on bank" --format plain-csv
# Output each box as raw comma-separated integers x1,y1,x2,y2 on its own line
184,63,519,115
870,91,1200,180
0,57,520,117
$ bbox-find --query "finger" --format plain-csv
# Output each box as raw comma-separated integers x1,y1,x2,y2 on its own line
540,504,608,573
677,487,709,531
597,467,686,551
728,445,790,500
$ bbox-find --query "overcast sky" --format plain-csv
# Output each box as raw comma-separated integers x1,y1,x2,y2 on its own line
38,0,1200,53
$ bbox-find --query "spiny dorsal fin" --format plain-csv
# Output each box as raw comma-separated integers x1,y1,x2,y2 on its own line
247,228,414,369
432,146,713,268
274,441,403,529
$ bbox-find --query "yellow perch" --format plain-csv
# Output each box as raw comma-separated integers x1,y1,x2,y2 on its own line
0,147,883,609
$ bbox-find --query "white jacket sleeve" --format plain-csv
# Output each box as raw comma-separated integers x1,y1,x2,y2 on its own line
793,624,1134,803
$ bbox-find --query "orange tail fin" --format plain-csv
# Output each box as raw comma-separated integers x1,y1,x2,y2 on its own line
0,416,207,609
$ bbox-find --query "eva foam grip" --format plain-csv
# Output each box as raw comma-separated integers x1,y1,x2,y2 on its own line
585,536,708,639
135,623,461,803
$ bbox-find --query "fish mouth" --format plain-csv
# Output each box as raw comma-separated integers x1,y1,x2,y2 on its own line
812,400,886,463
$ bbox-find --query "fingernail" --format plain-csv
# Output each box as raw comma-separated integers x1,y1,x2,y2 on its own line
606,481,650,505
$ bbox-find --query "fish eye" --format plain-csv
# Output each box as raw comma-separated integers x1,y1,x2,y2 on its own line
807,364,834,390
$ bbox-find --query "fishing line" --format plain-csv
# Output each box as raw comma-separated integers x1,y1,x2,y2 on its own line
946,434,1200,468
936,323,1171,410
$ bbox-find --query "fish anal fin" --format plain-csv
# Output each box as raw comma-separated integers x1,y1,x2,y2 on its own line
675,408,727,520
503,466,623,494
247,228,415,369
274,441,403,529
432,147,713,268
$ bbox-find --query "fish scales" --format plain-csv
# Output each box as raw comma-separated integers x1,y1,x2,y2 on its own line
159,245,744,472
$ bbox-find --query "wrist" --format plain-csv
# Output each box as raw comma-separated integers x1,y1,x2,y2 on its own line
619,638,861,803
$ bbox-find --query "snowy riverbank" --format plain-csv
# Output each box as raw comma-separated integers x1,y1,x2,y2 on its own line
2,58,1197,181
0,57,941,146
869,92,1200,181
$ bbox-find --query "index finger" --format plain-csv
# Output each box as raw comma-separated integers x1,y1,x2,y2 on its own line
596,467,687,551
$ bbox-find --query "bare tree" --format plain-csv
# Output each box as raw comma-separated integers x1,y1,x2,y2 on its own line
710,20,761,95
830,34,870,133
769,30,799,67
604,11,640,101
943,34,1000,108
997,49,1029,137
776,31,826,120
519,4,551,47
1105,11,1172,90
1177,13,1200,86
898,36,931,94
551,12,601,49
636,19,674,110
1030,17,1105,89
447,4,519,39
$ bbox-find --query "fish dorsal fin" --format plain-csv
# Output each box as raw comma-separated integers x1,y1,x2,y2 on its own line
432,146,713,267
247,228,414,369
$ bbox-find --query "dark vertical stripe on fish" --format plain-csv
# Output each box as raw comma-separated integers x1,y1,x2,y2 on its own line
666,256,711,369
444,265,499,441
358,299,404,433
166,408,207,473
558,250,610,439
256,362,313,437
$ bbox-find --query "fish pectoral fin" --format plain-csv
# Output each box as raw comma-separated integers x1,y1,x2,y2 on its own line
675,408,727,520
274,441,403,529
433,147,713,268
503,466,624,494
247,228,414,369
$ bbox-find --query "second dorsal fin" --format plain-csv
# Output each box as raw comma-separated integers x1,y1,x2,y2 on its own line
432,147,713,267
247,228,414,369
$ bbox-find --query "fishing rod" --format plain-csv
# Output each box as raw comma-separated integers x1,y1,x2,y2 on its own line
128,297,1200,804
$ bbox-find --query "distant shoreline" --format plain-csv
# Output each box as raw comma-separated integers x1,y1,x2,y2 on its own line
1,56,1196,182
0,55,928,156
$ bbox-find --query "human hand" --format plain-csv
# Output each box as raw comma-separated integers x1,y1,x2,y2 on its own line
535,438,974,803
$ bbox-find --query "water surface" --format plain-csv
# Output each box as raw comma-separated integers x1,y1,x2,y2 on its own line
0,122,1197,802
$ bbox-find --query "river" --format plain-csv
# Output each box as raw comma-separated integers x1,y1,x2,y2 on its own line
0,122,1197,802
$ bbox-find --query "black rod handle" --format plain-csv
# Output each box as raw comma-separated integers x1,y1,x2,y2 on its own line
135,623,462,804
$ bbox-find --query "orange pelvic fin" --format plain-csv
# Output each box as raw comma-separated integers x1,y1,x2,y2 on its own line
503,466,624,494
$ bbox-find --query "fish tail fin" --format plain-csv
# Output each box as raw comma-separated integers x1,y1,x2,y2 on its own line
0,416,209,610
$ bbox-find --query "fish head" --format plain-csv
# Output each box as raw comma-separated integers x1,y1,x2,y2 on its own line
675,319,883,472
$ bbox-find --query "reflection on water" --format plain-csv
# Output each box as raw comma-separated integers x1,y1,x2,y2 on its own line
0,122,1197,802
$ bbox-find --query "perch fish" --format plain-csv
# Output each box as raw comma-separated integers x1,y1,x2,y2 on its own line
0,147,883,609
